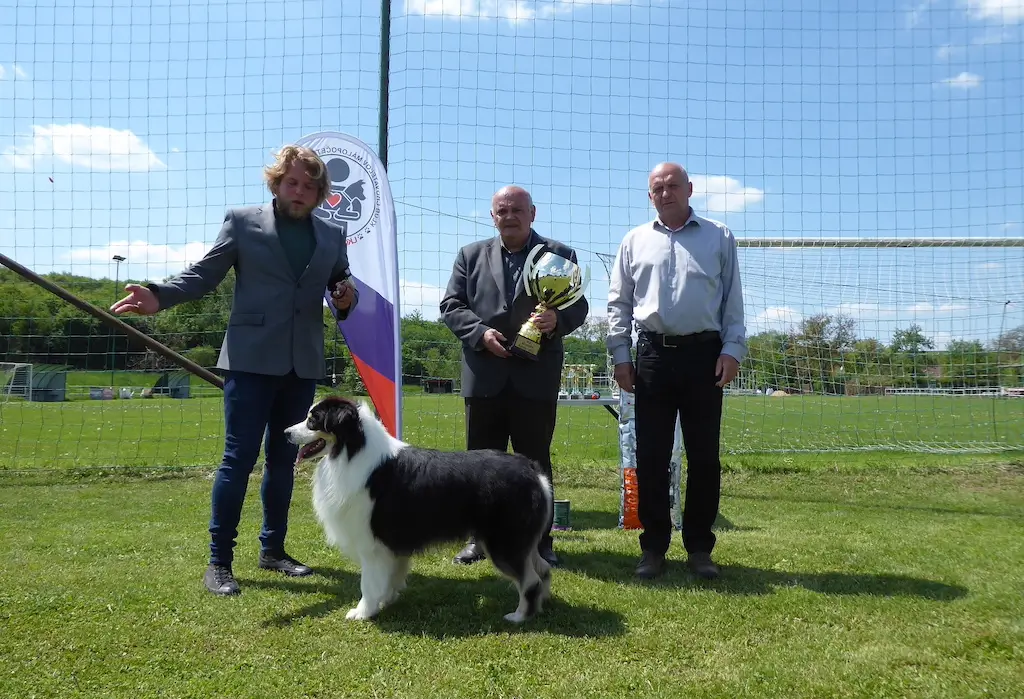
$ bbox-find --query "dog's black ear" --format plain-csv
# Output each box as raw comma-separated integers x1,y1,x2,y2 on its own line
322,399,366,461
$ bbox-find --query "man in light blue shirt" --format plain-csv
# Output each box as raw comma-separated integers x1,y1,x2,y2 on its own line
607,162,747,580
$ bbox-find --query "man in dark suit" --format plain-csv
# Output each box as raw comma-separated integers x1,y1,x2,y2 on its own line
440,185,589,567
111,145,358,596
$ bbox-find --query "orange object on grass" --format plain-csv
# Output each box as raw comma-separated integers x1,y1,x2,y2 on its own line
621,467,642,529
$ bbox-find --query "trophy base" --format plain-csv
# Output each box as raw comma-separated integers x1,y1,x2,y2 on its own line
508,333,541,361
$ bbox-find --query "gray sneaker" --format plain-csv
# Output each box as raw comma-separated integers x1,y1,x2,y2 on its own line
204,564,240,595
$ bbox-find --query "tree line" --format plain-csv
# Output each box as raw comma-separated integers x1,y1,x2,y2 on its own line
1,269,1021,393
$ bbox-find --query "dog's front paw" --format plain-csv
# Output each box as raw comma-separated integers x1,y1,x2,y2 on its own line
503,611,528,624
345,604,377,621
346,605,374,622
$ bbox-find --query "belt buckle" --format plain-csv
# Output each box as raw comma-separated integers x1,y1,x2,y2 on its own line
661,334,678,348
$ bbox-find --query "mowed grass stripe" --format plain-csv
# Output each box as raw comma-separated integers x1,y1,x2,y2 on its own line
2,391,1022,471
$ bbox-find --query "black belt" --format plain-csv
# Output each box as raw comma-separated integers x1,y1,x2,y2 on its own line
640,330,720,348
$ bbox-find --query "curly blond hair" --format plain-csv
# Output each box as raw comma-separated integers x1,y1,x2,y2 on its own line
263,145,331,205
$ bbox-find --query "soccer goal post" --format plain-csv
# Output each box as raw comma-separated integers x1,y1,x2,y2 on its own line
0,363,33,402
608,237,1024,528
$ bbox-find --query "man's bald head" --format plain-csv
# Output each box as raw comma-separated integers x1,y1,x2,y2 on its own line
649,162,689,188
648,162,692,228
490,185,536,251
492,185,534,208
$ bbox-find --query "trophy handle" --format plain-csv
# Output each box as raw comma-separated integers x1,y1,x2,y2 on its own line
552,264,591,311
522,244,545,298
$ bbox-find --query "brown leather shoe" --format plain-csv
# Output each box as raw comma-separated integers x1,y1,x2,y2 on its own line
687,552,720,579
635,551,666,579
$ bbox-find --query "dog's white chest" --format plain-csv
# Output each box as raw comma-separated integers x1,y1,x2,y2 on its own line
312,464,377,558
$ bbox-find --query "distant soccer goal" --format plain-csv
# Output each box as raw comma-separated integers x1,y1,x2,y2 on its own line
595,238,1024,453
0,363,33,402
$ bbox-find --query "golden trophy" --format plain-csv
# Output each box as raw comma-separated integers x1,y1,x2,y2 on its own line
508,245,590,361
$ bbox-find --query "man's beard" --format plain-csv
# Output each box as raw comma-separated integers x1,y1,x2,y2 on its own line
278,199,314,219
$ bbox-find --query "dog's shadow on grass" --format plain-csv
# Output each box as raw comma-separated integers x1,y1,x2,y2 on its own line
561,550,968,601
372,574,626,639
252,566,625,638
249,566,362,627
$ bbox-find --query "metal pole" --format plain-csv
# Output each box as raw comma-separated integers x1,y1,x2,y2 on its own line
111,255,125,388
0,252,224,390
378,0,391,169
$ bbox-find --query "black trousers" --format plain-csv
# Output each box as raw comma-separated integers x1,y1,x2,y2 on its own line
464,388,557,549
633,332,724,557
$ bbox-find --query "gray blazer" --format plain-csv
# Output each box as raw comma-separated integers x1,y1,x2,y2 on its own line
148,203,357,380
440,232,589,402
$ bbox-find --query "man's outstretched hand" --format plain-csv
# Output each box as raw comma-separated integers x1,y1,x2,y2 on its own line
110,284,159,316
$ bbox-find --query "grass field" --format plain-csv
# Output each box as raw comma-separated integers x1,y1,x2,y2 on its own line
1,387,1022,472
1,459,1021,698
2,375,1023,697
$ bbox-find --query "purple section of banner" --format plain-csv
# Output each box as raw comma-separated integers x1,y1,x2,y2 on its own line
329,277,397,382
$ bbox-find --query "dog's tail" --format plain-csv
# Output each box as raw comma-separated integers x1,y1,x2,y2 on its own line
537,473,553,515
532,472,555,601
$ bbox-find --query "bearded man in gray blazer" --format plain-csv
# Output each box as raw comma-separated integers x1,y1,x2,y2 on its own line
440,185,589,568
112,145,358,596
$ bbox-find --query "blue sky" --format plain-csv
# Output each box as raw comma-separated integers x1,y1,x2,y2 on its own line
1,0,1022,348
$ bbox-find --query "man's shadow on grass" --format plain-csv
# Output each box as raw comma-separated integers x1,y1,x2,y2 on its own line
561,550,968,601
567,508,759,533
248,565,625,638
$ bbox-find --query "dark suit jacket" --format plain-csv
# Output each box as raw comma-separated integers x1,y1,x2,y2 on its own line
148,203,357,380
440,231,589,401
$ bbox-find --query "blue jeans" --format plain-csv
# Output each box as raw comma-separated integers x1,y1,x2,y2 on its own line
208,370,317,567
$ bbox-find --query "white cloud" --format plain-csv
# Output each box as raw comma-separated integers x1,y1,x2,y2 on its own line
64,241,212,280
3,124,165,172
830,302,901,320
404,0,633,21
961,0,1024,23
937,72,983,89
978,262,1003,270
753,306,802,332
0,64,28,80
830,302,970,320
907,0,936,28
399,279,446,320
690,175,765,213
405,0,535,20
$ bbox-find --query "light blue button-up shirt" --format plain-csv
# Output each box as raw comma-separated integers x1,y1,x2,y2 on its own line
606,209,747,366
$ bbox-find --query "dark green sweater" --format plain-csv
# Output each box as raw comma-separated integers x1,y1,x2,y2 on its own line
276,212,317,280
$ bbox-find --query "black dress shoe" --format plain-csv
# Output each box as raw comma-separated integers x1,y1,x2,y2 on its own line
204,563,241,596
258,551,314,577
634,551,666,580
687,552,720,580
538,545,560,567
453,540,486,565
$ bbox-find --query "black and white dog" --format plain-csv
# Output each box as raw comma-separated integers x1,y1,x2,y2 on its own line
285,395,553,623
